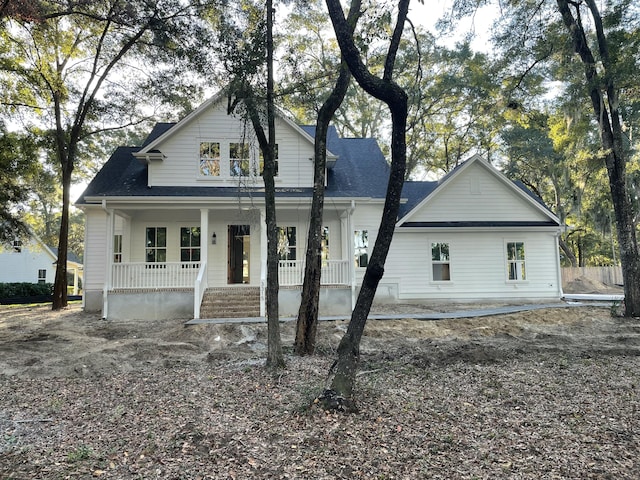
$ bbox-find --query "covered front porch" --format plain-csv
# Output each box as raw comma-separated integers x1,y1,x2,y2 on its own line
100,201,358,319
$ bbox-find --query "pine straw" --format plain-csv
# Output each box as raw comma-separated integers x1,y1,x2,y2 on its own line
1,306,640,478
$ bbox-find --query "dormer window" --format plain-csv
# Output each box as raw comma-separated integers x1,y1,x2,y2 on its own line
230,142,250,176
199,142,220,176
259,144,279,177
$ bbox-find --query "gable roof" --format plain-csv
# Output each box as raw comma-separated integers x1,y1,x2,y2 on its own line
396,154,560,227
76,124,391,205
134,91,338,164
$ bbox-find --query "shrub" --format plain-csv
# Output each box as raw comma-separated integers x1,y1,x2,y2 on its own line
0,282,54,298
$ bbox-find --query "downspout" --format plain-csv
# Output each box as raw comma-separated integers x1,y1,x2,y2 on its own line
101,199,114,320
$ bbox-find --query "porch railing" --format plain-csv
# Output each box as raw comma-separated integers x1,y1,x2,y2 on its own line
278,259,350,286
111,262,201,289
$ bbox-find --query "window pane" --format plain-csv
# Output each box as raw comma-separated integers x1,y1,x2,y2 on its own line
181,228,190,247
277,226,296,261
146,228,155,247
191,228,201,247
157,249,167,262
157,228,166,247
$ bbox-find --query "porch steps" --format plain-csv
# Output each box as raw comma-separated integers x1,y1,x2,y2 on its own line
199,287,261,319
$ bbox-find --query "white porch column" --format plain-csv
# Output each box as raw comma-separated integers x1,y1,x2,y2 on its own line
341,200,356,310
72,267,79,295
200,208,209,268
259,208,267,317
102,200,115,319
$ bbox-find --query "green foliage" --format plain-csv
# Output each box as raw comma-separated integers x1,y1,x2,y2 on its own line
0,282,53,298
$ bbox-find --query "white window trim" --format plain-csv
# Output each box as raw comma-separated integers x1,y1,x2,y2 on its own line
505,240,528,283
430,241,452,283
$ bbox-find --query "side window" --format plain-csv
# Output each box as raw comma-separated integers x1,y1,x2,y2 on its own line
259,144,279,177
230,142,250,176
180,227,201,263
431,242,451,281
38,269,46,284
321,226,329,265
354,230,368,268
199,142,220,176
13,239,22,253
277,226,296,261
507,241,526,280
113,234,122,263
145,227,167,263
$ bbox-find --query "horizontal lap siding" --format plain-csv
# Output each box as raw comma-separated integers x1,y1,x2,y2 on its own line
150,107,315,189
84,209,108,290
386,231,561,300
410,163,551,223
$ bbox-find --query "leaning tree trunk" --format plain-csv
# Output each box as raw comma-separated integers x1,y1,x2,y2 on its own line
295,61,353,356
319,0,410,411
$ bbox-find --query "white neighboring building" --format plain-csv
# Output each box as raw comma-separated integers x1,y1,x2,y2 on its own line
77,92,563,320
0,234,83,293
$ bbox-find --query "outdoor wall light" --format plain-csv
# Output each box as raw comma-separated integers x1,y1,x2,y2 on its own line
212,232,217,245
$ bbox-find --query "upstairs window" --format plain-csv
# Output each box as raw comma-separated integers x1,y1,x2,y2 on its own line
431,242,451,281
13,239,22,253
277,226,297,261
180,227,201,263
507,242,526,281
259,144,279,176
199,142,220,176
230,142,250,176
354,230,368,268
146,227,167,263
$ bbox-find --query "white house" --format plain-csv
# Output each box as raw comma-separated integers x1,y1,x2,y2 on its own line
76,92,563,320
0,233,83,294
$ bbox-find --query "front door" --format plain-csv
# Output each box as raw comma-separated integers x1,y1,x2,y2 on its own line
228,225,250,284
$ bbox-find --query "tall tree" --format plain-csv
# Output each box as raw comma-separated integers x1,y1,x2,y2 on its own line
554,0,640,315
294,2,358,356
319,0,412,411
0,126,38,243
0,0,210,309
214,0,284,368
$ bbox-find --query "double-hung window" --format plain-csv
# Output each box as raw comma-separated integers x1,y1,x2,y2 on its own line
507,242,526,280
259,144,279,177
199,142,220,176
37,269,46,284
230,142,250,176
180,227,201,264
113,235,122,263
146,227,167,264
321,226,330,266
277,226,297,261
431,242,451,281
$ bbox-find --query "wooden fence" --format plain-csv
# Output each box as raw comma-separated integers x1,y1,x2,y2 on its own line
561,266,623,286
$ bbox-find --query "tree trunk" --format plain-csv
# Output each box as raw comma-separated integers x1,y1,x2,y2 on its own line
264,0,284,368
295,49,354,356
52,161,71,309
556,0,640,316
319,0,410,411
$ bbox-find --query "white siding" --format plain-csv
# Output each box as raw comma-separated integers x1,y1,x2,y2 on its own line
0,240,56,284
149,104,315,188
83,208,109,291
409,162,551,223
384,230,561,300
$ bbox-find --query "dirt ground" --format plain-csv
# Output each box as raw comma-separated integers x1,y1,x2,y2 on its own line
1,280,639,479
